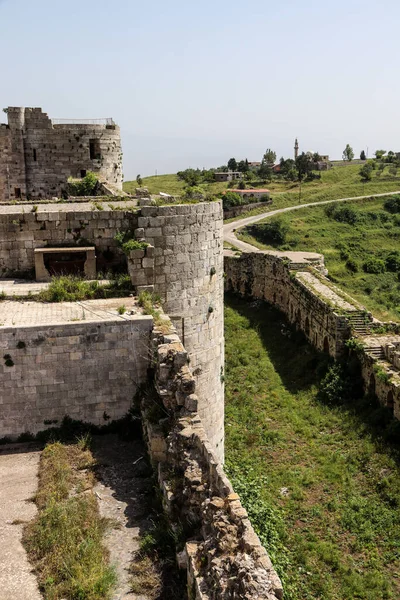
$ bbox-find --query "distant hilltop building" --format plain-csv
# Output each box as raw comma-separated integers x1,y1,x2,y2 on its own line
214,171,243,182
0,107,123,200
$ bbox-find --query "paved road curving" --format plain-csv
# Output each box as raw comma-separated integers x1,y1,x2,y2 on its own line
223,190,400,253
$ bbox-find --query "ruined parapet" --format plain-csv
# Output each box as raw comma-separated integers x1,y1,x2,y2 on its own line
0,107,123,201
137,201,225,462
140,321,283,600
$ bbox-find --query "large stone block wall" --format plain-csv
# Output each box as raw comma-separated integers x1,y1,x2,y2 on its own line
0,209,138,275
1,107,123,201
141,323,283,599
0,316,152,438
138,201,225,462
224,252,348,357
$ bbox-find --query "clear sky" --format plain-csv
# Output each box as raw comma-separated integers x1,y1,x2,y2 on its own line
1,0,400,179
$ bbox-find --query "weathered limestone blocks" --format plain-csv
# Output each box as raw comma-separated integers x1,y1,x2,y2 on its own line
127,244,155,293
140,321,283,600
225,250,400,423
138,201,225,462
1,107,123,201
0,208,138,275
0,317,152,438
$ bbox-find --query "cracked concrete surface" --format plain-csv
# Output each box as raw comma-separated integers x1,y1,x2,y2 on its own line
0,445,42,600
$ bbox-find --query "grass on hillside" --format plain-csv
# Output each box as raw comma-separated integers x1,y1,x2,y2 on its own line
124,164,400,215
23,439,116,600
238,196,400,321
225,295,400,600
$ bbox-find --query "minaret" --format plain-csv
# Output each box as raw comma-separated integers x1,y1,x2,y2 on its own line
294,138,299,160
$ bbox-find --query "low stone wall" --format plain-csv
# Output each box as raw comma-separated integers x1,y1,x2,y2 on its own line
0,317,152,438
223,200,272,220
224,250,400,418
141,323,283,600
224,251,349,357
0,208,138,275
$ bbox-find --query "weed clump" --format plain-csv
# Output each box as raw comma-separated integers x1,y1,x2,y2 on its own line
23,441,116,599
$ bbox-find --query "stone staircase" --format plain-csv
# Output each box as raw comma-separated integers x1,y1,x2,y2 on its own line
364,345,385,360
343,311,373,335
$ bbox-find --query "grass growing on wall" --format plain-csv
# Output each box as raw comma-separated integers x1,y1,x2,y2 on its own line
238,196,400,321
37,274,132,302
23,440,116,599
224,294,400,600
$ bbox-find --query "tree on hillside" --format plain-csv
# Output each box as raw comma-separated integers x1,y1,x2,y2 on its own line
375,150,386,160
312,152,322,162
280,157,297,180
387,151,395,163
360,150,366,160
359,162,373,182
136,174,142,186
342,144,354,161
237,159,249,173
227,158,237,171
258,162,273,182
296,152,313,180
263,149,276,167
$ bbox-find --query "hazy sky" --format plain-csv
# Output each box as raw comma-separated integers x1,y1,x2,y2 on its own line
1,0,400,179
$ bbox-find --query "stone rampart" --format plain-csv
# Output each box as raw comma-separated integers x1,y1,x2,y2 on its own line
224,251,351,357
1,107,123,201
141,322,283,600
0,316,152,439
137,201,225,462
0,208,138,276
224,250,400,419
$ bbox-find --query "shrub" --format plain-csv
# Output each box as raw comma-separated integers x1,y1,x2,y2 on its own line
363,258,386,274
114,231,148,255
223,191,242,209
384,196,400,214
67,171,99,196
246,219,287,246
385,251,400,272
346,258,358,272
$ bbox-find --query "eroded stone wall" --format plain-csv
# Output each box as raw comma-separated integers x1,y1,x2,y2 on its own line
1,107,123,200
224,251,348,357
0,208,138,276
141,322,283,600
0,317,152,439
138,201,225,462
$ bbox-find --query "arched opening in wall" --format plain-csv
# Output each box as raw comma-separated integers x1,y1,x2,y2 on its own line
323,336,330,354
305,316,310,337
387,390,394,414
368,373,376,396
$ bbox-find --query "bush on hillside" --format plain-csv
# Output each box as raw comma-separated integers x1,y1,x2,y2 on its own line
363,258,386,274
246,220,287,246
346,258,358,273
223,191,242,209
384,196,400,214
385,251,400,272
325,205,358,225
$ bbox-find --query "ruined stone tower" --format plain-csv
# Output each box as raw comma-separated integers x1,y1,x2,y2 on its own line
138,202,225,462
0,107,123,200
294,137,299,160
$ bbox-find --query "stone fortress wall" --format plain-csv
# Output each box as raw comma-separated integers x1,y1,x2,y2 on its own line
0,316,152,439
0,200,225,462
0,206,138,276
0,107,123,201
225,251,400,420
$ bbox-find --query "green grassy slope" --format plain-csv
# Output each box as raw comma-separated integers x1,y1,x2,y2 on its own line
124,165,400,213
239,197,400,321
225,295,400,600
